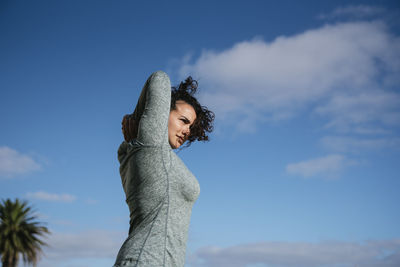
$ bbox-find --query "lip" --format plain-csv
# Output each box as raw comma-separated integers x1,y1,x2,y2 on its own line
177,136,184,144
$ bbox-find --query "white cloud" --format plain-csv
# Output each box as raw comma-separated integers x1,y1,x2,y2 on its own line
189,240,400,267
315,90,400,133
318,5,386,20
179,20,400,134
26,191,77,203
37,230,125,267
44,230,124,259
321,136,400,153
285,154,347,178
0,146,41,178
51,219,77,227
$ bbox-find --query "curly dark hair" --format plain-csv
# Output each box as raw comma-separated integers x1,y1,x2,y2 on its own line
122,76,215,148
171,76,215,147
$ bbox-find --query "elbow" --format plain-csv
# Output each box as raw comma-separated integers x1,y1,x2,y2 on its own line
150,70,170,83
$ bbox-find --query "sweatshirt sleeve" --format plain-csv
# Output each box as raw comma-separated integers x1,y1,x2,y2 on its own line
131,71,171,146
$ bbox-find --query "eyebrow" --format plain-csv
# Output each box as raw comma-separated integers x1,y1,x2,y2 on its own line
180,116,192,125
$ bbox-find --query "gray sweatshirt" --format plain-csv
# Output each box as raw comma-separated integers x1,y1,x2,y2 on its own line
114,71,200,267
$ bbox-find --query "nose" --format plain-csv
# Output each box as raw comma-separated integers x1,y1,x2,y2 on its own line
182,125,190,136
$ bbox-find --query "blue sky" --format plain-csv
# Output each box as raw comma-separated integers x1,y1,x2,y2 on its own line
1,1,400,266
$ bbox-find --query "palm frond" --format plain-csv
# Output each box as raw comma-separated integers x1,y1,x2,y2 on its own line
0,198,50,267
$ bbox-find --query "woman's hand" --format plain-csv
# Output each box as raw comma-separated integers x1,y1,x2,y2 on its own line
122,114,138,142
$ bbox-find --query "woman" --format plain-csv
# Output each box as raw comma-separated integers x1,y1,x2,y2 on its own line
114,71,214,267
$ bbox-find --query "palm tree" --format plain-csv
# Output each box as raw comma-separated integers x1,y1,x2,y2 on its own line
0,199,50,267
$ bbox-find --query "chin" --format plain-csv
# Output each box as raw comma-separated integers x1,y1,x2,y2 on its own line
169,142,179,149
169,139,183,149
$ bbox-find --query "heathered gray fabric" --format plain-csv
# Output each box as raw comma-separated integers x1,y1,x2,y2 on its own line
114,71,200,267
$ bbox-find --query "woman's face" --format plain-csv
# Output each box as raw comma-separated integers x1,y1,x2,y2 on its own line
168,100,196,149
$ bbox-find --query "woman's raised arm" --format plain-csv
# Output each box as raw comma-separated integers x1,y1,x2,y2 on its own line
128,71,171,146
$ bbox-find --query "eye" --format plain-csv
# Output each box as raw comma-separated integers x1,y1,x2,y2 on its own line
180,117,191,124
